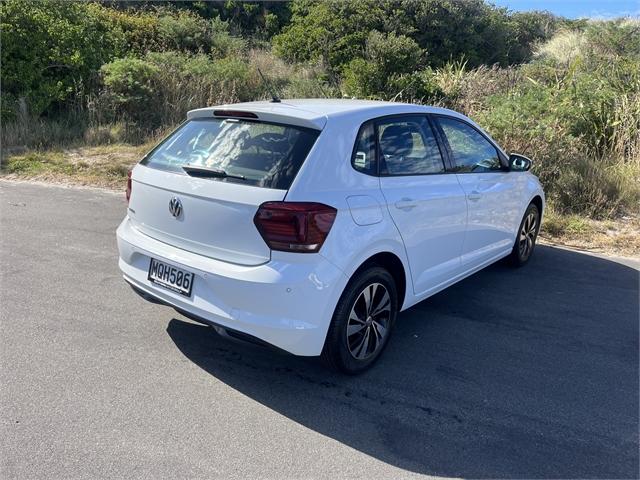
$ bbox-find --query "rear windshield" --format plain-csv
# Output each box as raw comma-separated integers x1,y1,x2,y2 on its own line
141,118,320,190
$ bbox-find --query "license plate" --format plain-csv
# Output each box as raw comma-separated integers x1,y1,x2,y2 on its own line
147,258,194,297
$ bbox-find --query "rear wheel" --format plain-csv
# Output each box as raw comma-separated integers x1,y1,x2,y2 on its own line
509,203,540,267
321,266,398,374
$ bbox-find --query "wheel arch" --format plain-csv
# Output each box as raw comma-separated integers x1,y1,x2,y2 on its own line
530,194,544,216
350,251,408,312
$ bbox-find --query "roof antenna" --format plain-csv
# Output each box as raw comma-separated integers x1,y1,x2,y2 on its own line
257,68,281,103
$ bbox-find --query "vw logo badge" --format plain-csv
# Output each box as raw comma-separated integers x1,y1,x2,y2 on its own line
168,196,182,218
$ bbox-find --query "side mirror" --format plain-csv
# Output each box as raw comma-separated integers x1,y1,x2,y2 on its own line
509,153,532,172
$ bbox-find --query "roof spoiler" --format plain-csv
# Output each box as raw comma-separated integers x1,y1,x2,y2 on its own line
187,106,326,130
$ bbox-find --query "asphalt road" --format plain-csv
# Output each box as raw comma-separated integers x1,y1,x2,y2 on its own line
1,180,638,480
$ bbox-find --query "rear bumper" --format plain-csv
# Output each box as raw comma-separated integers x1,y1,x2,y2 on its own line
116,217,348,356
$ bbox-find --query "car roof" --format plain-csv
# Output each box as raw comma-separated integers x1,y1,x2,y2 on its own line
187,99,466,130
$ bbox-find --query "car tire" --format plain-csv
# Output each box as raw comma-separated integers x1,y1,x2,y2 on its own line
321,266,398,374
508,203,540,267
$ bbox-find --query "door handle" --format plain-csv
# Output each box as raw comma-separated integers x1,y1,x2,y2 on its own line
467,191,482,202
395,198,417,210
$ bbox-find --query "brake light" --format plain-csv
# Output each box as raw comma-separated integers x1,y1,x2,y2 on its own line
213,110,258,119
253,202,337,253
126,169,132,203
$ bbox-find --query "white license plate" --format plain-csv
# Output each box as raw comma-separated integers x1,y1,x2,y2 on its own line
147,258,194,297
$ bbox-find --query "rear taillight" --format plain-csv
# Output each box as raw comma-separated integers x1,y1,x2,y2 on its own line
126,169,132,203
253,202,337,253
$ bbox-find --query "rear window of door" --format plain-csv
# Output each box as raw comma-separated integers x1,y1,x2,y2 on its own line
377,116,445,176
141,118,320,189
436,117,502,173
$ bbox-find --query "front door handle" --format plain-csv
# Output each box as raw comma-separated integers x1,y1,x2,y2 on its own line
467,191,482,202
395,198,417,210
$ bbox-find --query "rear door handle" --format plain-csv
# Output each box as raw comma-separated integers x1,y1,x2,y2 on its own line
467,191,482,202
395,198,417,210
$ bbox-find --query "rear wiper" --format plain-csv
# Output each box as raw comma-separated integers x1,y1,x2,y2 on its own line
182,164,246,181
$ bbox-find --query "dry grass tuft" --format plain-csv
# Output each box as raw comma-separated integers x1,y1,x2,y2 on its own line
534,29,588,65
541,207,640,257
1,145,145,189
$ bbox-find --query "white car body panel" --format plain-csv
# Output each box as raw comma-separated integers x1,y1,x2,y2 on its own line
379,174,467,295
117,99,545,356
456,171,524,266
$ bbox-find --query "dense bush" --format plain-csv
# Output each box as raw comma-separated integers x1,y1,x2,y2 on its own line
185,1,293,39
341,31,426,98
100,57,161,124
98,53,246,128
153,9,246,56
89,6,163,54
0,0,127,119
0,1,247,120
273,0,561,74
156,9,212,52
472,20,640,217
97,49,332,131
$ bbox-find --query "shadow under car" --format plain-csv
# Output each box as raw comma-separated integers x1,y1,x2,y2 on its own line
166,245,639,479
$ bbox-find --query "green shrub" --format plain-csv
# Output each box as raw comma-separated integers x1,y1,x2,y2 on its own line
341,59,378,98
585,18,640,58
365,31,424,77
101,58,160,123
273,0,385,70
155,9,247,57
157,9,212,52
0,0,127,119
90,6,162,54
341,31,424,98
273,0,559,72
188,1,293,40
99,52,256,129
210,17,247,57
386,70,442,103
0,0,250,121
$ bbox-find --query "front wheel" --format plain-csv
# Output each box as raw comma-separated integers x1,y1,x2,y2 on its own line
509,203,540,267
321,266,398,374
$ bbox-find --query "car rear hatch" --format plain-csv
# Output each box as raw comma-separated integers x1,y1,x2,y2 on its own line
127,111,322,266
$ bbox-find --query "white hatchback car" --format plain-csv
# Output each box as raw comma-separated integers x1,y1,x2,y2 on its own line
117,99,544,374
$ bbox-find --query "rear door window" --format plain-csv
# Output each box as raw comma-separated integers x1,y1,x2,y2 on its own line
141,118,320,189
377,116,445,175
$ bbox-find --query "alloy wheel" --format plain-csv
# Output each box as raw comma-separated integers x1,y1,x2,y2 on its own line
346,282,391,360
518,210,538,259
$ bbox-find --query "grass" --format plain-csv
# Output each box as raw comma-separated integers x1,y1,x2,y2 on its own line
0,144,149,189
540,207,640,257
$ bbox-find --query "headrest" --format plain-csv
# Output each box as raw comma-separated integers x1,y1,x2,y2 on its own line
380,125,415,157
